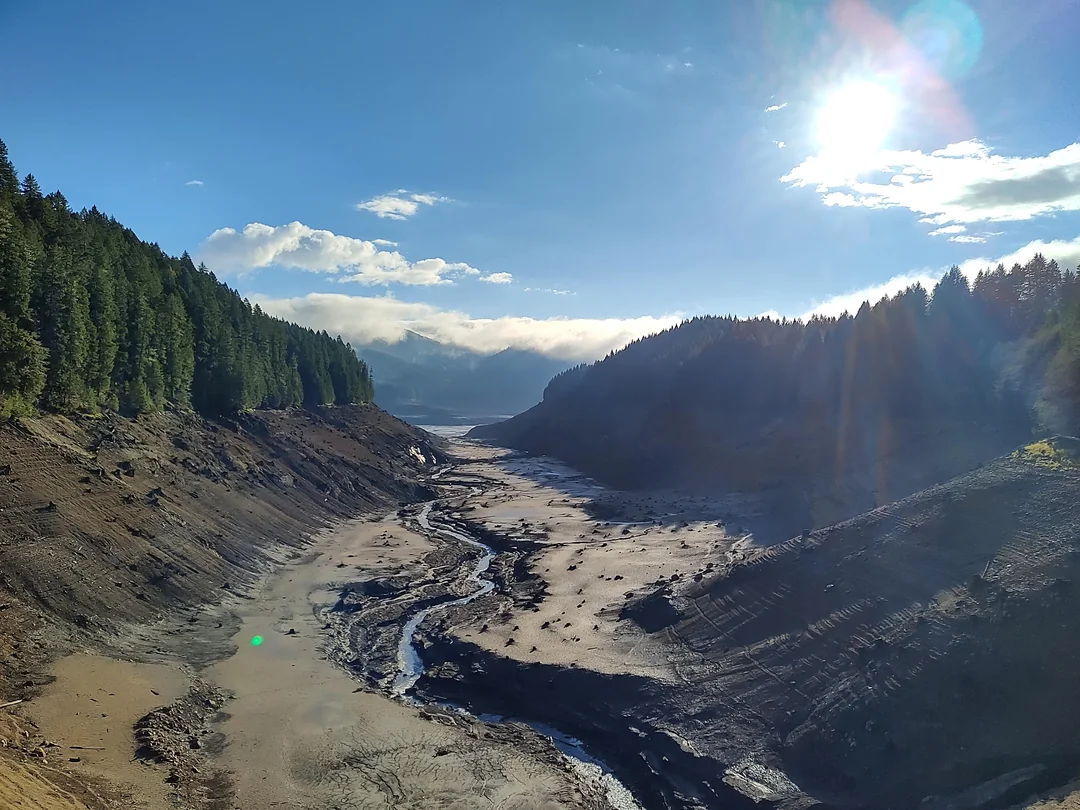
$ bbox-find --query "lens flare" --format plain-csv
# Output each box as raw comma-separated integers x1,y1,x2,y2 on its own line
251,635,263,647
901,0,983,80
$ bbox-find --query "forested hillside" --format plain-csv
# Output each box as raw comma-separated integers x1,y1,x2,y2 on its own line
0,139,372,417
476,257,1080,529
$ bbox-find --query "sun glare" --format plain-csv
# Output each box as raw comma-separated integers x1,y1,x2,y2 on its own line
816,81,897,156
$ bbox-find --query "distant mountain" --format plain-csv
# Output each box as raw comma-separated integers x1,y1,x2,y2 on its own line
358,331,573,425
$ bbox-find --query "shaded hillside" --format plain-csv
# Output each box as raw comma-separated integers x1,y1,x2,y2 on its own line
475,259,1080,528
655,440,1080,808
361,331,572,423
0,405,444,702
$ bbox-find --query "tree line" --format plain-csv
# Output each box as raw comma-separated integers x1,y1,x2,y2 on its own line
486,252,1080,508
0,139,373,417
543,256,1080,433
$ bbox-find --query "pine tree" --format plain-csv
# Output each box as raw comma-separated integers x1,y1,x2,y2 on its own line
0,312,46,416
0,200,32,324
159,292,195,407
0,139,18,201
35,245,91,410
87,260,120,408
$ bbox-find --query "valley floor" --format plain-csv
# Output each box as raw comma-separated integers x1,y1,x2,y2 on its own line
7,434,1080,810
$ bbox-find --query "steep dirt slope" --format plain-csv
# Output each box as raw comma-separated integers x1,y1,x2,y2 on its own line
0,404,444,700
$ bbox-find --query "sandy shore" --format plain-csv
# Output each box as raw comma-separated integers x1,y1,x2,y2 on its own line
204,513,588,809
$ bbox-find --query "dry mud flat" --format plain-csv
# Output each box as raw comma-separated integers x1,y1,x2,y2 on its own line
12,513,610,810
343,441,1080,810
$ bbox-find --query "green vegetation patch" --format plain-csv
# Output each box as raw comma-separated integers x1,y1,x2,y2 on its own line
1012,439,1079,470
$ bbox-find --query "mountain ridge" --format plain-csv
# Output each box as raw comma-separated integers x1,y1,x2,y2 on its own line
359,333,574,425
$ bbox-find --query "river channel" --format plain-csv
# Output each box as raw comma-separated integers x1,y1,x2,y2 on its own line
389,487,644,810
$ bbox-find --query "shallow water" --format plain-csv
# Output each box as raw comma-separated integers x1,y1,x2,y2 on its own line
391,502,495,696
391,497,644,810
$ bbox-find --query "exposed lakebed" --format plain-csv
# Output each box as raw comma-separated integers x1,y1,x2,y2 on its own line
326,439,782,810
386,499,642,810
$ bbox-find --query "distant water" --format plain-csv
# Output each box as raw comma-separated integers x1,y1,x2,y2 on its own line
417,425,477,439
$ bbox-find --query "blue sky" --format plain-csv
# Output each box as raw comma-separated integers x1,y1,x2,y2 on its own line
2,0,1078,358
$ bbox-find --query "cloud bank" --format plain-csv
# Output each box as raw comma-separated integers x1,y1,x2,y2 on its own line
252,292,681,361
958,235,1080,279
801,270,940,319
802,235,1080,319
783,139,1080,226
198,221,490,286
355,190,451,220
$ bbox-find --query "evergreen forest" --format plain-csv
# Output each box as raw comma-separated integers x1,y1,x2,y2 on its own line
484,252,1080,516
0,139,373,417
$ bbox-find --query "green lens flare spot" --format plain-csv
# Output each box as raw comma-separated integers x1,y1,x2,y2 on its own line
251,635,263,647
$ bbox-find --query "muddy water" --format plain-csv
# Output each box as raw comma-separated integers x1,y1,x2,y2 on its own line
389,487,644,810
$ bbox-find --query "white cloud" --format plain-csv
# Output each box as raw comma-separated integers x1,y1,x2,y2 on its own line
801,235,1080,319
185,180,204,187
783,139,1080,226
372,238,398,247
765,102,788,112
801,270,939,319
526,287,575,296
929,225,967,236
822,192,859,207
251,293,682,361
958,235,1080,278
355,190,452,220
197,221,487,286
928,224,1001,243
479,272,513,284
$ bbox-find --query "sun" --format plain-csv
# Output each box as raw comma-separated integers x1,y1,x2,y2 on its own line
816,81,897,155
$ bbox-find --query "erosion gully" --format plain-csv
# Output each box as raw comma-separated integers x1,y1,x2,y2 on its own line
389,489,642,810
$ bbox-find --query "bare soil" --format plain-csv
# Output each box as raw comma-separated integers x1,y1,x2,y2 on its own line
336,439,1080,810
6,407,1080,810
0,404,445,808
